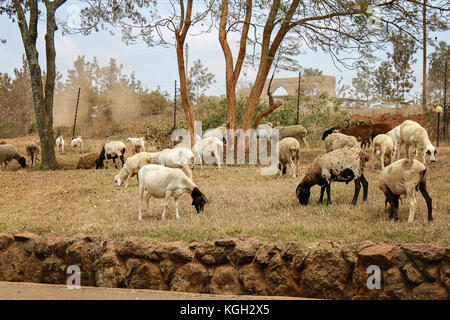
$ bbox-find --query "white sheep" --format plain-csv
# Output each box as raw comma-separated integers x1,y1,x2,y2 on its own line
379,158,432,222
192,137,223,169
26,142,40,167
137,164,208,220
55,136,64,153
114,152,153,188
397,120,437,163
296,147,370,206
70,137,83,153
0,144,27,169
371,134,395,169
278,137,300,178
386,125,401,159
203,126,227,145
256,122,273,141
95,141,127,169
324,133,360,153
151,147,195,179
127,137,145,154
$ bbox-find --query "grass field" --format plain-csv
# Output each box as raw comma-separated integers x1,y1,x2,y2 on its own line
0,136,448,245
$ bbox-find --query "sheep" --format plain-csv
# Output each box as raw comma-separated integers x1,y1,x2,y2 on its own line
0,144,26,170
26,142,40,167
321,120,352,140
95,141,127,169
151,147,195,179
276,125,309,148
277,137,300,178
137,164,208,220
192,137,223,169
55,136,64,153
114,152,153,188
70,137,83,153
371,134,395,169
174,134,202,149
379,158,432,222
76,153,99,169
127,137,145,154
296,147,370,206
256,122,273,140
386,125,401,159
324,133,360,153
203,126,227,145
397,120,437,163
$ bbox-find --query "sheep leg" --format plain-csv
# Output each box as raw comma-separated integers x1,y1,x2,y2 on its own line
113,158,118,169
371,147,376,170
406,185,417,223
301,137,309,148
325,183,331,206
174,197,180,219
161,192,171,220
380,148,385,169
138,184,144,220
289,158,295,177
360,174,369,202
124,172,132,188
146,194,151,216
215,149,221,170
351,178,362,206
419,181,433,221
120,154,125,168
318,186,326,204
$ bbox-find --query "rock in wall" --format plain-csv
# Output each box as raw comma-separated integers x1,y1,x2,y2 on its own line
0,233,448,300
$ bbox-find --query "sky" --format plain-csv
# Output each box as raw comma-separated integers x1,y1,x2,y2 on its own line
0,1,449,100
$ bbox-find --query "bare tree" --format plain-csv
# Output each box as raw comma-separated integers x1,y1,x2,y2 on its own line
1,0,67,169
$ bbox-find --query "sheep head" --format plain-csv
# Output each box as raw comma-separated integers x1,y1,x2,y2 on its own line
18,157,27,168
296,183,311,205
191,187,208,213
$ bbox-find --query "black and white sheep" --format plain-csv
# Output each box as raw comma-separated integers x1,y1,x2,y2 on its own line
379,158,432,222
95,141,127,169
0,144,26,169
296,147,370,206
137,164,208,220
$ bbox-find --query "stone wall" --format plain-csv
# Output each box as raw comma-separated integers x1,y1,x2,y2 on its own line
0,233,448,300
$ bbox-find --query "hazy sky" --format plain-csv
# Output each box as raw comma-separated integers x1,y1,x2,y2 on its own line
0,1,448,100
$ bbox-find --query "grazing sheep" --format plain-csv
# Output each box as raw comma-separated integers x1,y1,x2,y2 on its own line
26,142,40,167
76,153,99,169
95,141,127,169
340,124,373,148
174,134,201,149
386,125,401,159
277,125,309,147
70,137,83,152
372,134,395,169
321,120,352,140
379,158,432,222
137,164,208,220
192,137,223,169
55,136,64,153
324,133,360,153
151,147,195,179
277,137,300,178
0,144,26,169
256,122,273,140
398,120,437,163
114,152,153,188
127,137,145,154
296,147,369,206
370,123,392,141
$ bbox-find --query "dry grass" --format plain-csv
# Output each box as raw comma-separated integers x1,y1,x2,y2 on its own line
0,136,448,245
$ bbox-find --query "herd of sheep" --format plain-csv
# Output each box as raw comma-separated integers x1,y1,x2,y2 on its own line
0,118,439,223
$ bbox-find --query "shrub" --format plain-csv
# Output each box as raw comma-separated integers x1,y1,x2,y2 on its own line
27,121,37,135
139,120,187,150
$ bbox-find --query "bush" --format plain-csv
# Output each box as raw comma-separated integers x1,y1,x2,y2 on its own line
139,120,187,150
27,121,37,135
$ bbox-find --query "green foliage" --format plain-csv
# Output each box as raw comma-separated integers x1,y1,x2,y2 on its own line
139,120,187,150
27,121,37,135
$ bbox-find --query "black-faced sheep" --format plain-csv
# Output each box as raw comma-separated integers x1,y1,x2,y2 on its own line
0,144,26,169
379,158,432,222
26,142,40,167
96,141,127,169
296,147,370,206
137,164,208,220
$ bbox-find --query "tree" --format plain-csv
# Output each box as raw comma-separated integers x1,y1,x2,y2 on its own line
428,41,450,103
302,68,323,76
1,0,67,169
388,31,418,101
371,60,394,100
351,65,373,103
188,59,215,103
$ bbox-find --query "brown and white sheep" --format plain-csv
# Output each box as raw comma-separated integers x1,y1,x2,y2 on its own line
379,158,432,222
296,147,370,206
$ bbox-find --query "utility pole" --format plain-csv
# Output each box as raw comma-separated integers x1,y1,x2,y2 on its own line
296,71,301,125
174,80,177,130
72,88,81,139
422,0,427,111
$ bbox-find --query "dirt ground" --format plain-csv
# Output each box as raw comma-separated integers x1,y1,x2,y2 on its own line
0,281,306,300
